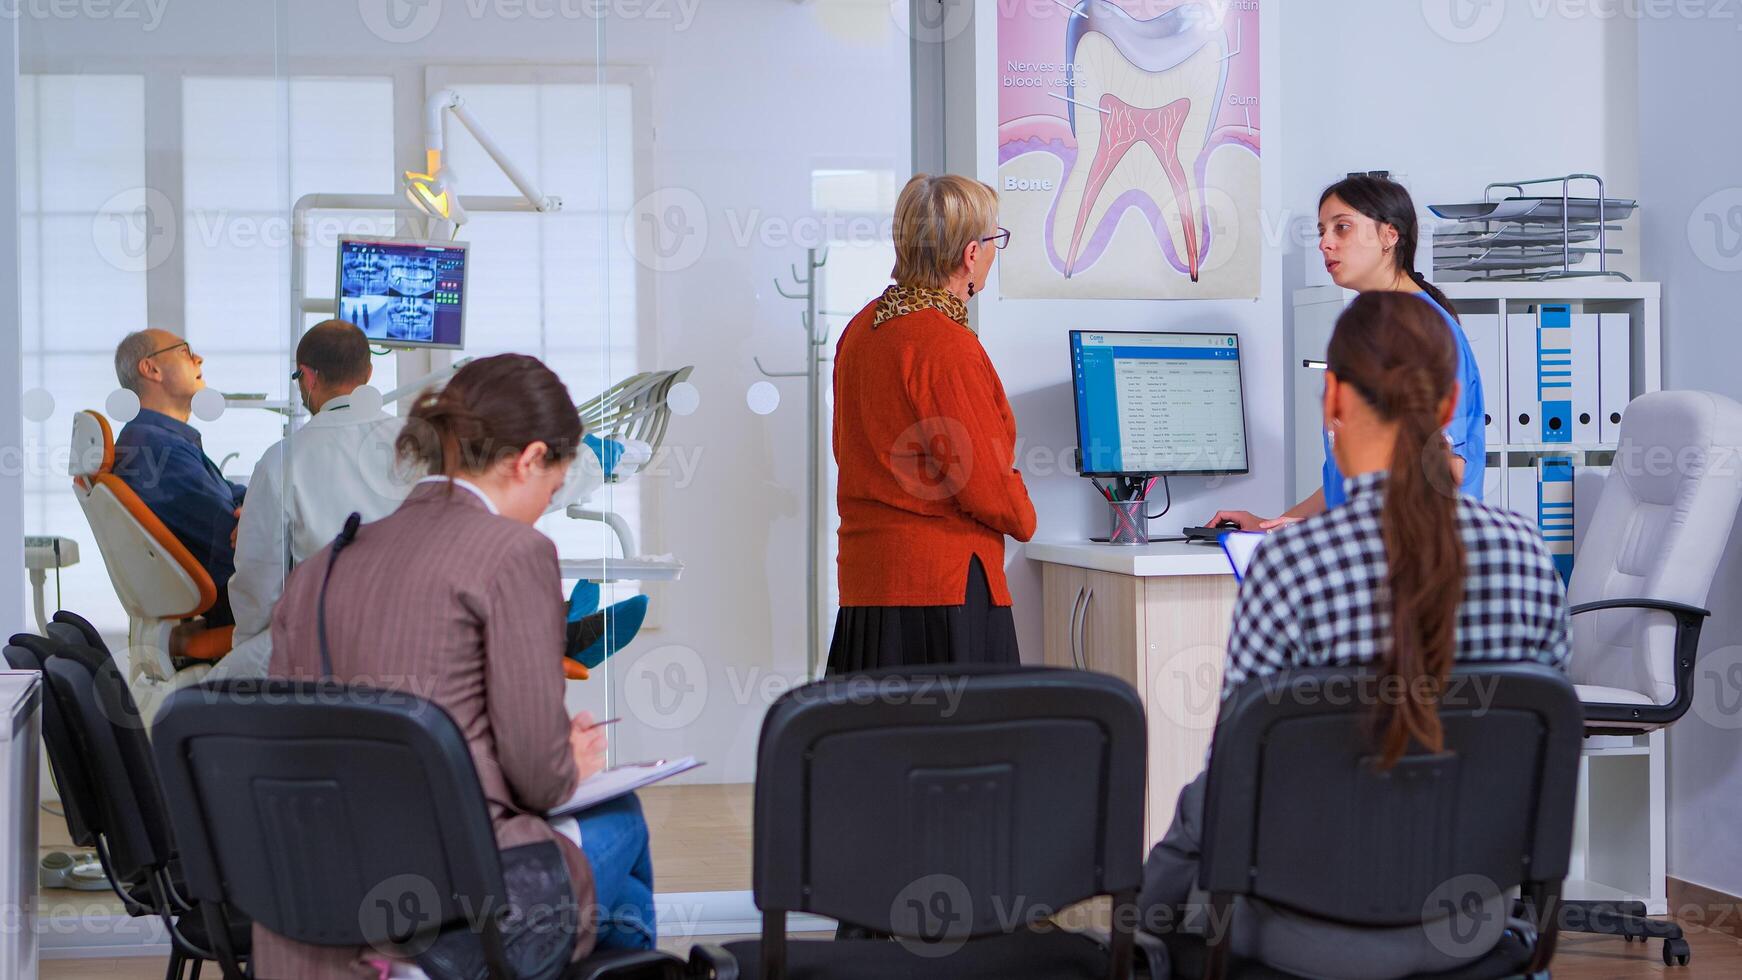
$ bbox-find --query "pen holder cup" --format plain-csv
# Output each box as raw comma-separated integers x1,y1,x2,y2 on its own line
1107,500,1149,546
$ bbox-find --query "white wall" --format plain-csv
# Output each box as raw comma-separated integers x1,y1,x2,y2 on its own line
1637,12,1742,901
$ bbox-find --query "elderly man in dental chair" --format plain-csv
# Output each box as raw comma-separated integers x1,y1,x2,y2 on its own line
111,329,248,626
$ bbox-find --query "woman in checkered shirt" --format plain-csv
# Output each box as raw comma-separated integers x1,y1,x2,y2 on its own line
1137,292,1570,978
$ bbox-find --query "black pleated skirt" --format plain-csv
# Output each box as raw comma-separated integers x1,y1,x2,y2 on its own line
825,556,1020,675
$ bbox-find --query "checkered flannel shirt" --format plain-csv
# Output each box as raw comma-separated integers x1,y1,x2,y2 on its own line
1222,470,1570,700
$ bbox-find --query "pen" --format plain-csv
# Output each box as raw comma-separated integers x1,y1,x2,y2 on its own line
587,717,622,730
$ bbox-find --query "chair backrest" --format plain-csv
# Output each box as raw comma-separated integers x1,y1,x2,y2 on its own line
151,680,509,956
753,666,1146,939
3,634,101,846
1199,665,1583,930
40,643,177,885
1567,390,1742,703
50,609,111,654
69,409,214,624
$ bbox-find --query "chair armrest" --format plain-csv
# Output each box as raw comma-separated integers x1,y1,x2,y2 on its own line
1572,598,1709,728
1569,597,1710,621
685,944,740,980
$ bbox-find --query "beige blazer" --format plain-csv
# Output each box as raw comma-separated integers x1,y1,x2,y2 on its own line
256,480,594,978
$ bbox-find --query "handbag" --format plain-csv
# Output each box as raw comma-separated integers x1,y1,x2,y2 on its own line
412,841,581,980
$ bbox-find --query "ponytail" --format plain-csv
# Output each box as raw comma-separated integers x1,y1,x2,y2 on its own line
396,354,583,479
1326,293,1464,769
1406,269,1459,324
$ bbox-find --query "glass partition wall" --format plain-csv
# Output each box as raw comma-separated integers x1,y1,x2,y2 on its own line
18,0,914,953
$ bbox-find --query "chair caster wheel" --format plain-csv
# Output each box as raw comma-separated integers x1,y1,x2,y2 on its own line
1662,937,1691,966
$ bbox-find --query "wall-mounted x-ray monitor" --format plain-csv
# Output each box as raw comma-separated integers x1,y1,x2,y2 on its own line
335,236,468,350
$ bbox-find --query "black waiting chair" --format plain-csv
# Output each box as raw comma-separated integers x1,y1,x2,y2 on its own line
149,679,683,980
1153,664,1584,980
687,665,1153,980
5,628,246,980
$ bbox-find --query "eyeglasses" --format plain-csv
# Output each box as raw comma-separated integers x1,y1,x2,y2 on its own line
980,227,1011,250
148,340,193,360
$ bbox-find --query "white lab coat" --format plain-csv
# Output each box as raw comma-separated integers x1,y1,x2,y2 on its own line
217,397,414,680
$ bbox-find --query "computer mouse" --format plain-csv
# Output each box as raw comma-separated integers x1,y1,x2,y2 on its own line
1215,520,1242,530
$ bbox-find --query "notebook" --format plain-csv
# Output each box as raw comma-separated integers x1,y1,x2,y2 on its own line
548,756,703,817
1220,531,1267,581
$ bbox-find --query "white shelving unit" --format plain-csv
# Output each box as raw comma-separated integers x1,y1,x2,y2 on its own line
1288,279,1670,915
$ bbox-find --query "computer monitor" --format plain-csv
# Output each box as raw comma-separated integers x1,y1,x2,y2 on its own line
1070,329,1250,477
335,236,468,350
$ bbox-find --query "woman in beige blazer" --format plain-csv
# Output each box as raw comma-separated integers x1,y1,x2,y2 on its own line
259,354,655,978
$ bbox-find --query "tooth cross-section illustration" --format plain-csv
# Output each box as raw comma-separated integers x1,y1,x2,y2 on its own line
1056,0,1227,282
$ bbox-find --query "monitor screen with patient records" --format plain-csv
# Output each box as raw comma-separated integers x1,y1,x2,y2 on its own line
1070,330,1250,477
336,236,468,350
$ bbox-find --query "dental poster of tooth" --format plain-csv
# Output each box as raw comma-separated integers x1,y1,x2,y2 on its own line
997,0,1261,300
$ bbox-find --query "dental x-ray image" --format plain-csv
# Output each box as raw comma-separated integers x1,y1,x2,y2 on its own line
336,237,468,349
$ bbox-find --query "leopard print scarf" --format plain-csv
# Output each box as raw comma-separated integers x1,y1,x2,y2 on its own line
872,284,971,331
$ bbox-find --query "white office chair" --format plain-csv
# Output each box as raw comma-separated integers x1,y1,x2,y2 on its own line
68,410,233,722
1561,389,1742,967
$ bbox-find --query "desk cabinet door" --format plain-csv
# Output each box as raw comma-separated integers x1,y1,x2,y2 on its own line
1042,564,1090,669
1077,569,1144,690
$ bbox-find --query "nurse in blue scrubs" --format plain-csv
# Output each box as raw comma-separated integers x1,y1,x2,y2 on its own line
1212,174,1486,529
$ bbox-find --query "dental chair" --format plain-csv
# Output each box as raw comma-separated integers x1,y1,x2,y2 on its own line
570,365,694,559
69,410,233,722
560,367,694,681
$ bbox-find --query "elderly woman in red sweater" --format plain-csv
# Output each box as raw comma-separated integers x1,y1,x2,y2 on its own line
828,173,1038,673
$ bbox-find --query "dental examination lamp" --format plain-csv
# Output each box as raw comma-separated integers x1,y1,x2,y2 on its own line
403,88,563,231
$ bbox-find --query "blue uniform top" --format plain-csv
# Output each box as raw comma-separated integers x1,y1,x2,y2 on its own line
1322,292,1485,508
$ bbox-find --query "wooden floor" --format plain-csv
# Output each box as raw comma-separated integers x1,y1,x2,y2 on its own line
37,926,1742,978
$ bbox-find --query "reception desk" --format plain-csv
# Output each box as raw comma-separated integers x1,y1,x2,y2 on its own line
1026,541,1236,848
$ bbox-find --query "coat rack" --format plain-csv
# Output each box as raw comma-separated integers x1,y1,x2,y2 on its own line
755,247,835,681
